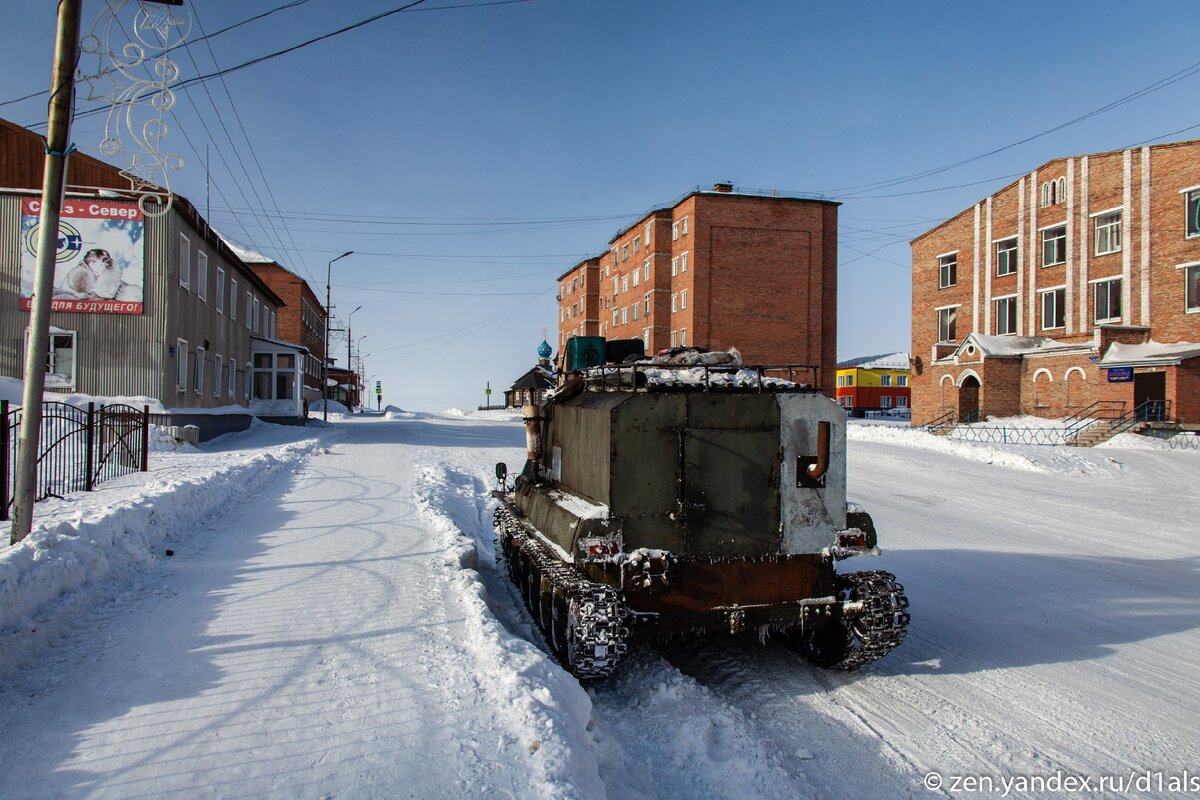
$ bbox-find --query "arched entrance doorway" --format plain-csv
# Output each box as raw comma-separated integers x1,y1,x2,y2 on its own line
958,374,980,421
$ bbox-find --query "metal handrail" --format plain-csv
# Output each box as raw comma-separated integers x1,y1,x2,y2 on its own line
1063,399,1126,440
1108,399,1173,438
920,407,956,433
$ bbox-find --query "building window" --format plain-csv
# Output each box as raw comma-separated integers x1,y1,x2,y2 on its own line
194,346,205,395
632,303,639,321
846,374,854,387
253,298,261,333
937,307,957,343
196,252,208,301
995,237,1018,277
1094,211,1122,256
1094,278,1122,323
612,308,618,326
681,251,688,272
40,331,77,388
938,253,957,288
621,276,628,293
671,330,678,347
230,278,238,322
179,234,190,289
671,257,679,276
671,294,678,313
644,292,651,315
227,357,236,399
270,310,277,338
880,374,891,387
680,328,687,346
214,354,223,398
681,216,689,235
633,235,640,253
621,307,628,324
898,375,908,387
994,295,1018,335
681,289,687,309
880,395,893,409
253,352,297,401
216,267,225,314
1186,189,1200,238
643,258,650,280
1040,287,1066,329
1041,225,1067,266
1040,177,1066,207
644,222,651,244
245,291,252,329
1184,264,1200,311
672,222,679,240
621,244,629,261
176,338,188,392
632,270,639,287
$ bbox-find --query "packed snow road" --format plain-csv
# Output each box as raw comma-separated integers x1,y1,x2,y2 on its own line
1,411,1198,799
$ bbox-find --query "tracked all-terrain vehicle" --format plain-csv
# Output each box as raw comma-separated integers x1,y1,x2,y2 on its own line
492,343,909,680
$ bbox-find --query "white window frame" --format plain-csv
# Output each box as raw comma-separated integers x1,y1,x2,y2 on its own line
253,297,261,333
194,345,205,395
1178,261,1200,312
681,251,688,272
36,330,78,389
644,222,651,244
898,375,908,387
1092,276,1122,323
1041,224,1067,267
880,374,891,387
230,278,238,322
672,222,679,241
671,330,678,347
1185,187,1200,239
633,235,640,253
216,267,225,314
680,328,687,346
880,395,893,409
936,304,958,343
179,234,190,290
994,294,1018,335
937,251,957,289
644,292,651,315
897,395,909,407
1092,209,1122,256
227,356,236,399
621,307,628,324
214,354,223,398
681,289,687,309
671,294,678,313
632,302,639,321
681,216,689,235
671,257,679,276
621,276,629,293
995,237,1018,277
612,308,618,326
196,251,208,302
1039,286,1067,330
176,338,189,392
632,269,640,287
245,292,252,329
621,243,629,261
643,258,650,280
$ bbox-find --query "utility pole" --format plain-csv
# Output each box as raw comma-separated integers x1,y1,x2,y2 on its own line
322,251,352,422
346,306,361,413
12,0,84,545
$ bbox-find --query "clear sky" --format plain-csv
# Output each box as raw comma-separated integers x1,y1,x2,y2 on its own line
3,1,1198,411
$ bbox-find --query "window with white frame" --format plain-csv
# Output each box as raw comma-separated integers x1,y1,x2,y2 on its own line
671,330,678,347
643,258,650,280
621,307,628,324
897,395,909,407
681,251,688,272
680,328,687,346
196,252,208,301
612,278,619,295
1094,211,1122,256
1040,287,1066,329
672,257,679,276
230,278,238,321
1187,189,1200,238
612,308,618,326
214,354,223,398
194,346,205,395
1041,182,1052,208
632,270,639,287
1187,264,1200,311
176,338,188,391
621,243,629,261
633,235,640,253
179,234,190,289
245,292,252,329
644,292,651,315
898,375,908,387
938,253,957,288
41,331,76,388
216,267,225,314
632,303,639,321
253,352,297,401
643,328,649,348
270,310,276,338
681,289,687,309
621,276,628,293
994,295,1018,335
937,306,957,342
995,237,1018,276
880,374,891,387
672,222,679,240
672,294,678,313
880,395,893,409
681,216,689,235
644,222,651,244
1094,277,1122,323
1041,225,1067,266
227,357,236,399
253,298,261,333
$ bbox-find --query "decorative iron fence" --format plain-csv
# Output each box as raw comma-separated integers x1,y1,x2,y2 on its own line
946,425,1070,446
1,400,149,521
1142,429,1200,451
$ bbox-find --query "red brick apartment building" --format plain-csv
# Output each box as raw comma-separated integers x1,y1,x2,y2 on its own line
557,184,840,396
910,140,1200,425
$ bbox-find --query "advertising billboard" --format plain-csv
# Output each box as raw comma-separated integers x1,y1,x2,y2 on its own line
19,198,145,314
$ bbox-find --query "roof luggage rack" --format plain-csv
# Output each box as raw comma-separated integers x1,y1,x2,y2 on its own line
576,362,819,393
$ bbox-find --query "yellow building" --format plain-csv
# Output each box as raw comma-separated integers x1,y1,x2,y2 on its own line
835,353,911,415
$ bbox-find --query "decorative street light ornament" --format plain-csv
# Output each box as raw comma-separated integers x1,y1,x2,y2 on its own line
78,0,191,218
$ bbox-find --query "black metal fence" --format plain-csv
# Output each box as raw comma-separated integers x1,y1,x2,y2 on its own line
1,400,149,521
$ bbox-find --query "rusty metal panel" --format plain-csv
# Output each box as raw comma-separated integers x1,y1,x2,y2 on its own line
609,393,689,553
553,391,621,503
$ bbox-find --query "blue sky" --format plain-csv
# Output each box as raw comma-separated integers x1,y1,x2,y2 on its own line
3,1,1198,411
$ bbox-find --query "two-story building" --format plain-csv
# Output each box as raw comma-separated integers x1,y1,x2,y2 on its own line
910,139,1200,425
835,353,911,415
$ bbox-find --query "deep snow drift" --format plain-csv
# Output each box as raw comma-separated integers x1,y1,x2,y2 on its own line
1,410,1198,798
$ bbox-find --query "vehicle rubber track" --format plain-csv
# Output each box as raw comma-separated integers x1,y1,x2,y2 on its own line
493,503,630,681
829,570,910,670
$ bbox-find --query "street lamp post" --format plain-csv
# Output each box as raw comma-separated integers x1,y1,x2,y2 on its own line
354,336,367,411
346,306,362,412
323,251,353,422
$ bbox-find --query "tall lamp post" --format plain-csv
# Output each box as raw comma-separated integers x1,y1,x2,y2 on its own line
323,251,353,422
346,306,362,412
354,336,368,411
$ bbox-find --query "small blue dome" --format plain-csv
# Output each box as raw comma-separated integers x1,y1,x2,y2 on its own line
537,339,552,358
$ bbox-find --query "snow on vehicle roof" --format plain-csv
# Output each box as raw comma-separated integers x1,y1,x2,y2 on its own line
581,347,811,390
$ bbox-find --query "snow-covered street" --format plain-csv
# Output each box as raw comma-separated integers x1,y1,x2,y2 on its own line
2,411,1199,799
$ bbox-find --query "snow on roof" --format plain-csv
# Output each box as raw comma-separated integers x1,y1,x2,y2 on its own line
956,333,1075,357
216,230,274,264
1100,340,1200,366
837,352,909,370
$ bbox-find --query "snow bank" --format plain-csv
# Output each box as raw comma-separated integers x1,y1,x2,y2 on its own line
0,376,165,412
413,465,606,799
0,424,327,678
309,399,349,415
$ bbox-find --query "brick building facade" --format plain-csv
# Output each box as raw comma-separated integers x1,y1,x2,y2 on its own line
910,140,1200,424
556,184,839,396
246,260,326,404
